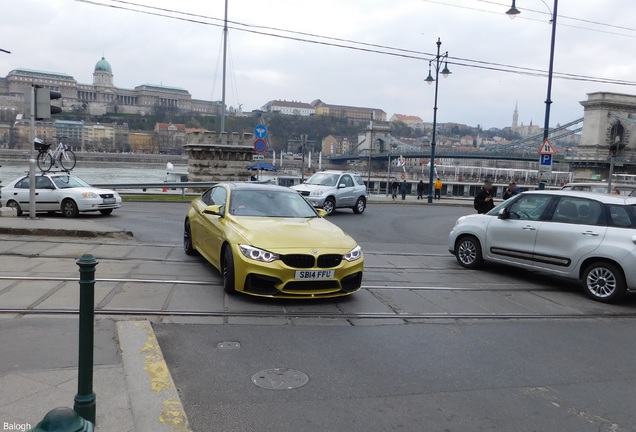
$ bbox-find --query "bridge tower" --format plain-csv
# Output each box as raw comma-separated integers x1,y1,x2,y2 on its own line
358,120,392,155
576,92,636,178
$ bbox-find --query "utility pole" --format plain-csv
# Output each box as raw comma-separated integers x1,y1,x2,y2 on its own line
220,0,228,133
29,86,36,219
300,134,308,182
367,115,374,194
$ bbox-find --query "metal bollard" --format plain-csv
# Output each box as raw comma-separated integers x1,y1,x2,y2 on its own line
29,406,93,432
73,254,98,425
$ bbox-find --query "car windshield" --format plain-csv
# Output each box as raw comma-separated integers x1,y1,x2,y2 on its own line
305,173,339,186
51,175,91,189
229,190,319,218
486,198,509,215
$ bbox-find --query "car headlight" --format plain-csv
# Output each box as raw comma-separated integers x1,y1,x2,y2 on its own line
310,190,324,196
239,245,279,263
343,245,362,262
81,192,99,198
453,216,466,228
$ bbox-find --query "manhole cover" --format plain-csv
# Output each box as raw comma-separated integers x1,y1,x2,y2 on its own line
251,368,309,390
217,341,241,350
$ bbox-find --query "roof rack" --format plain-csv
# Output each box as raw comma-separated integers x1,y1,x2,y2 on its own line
38,168,73,174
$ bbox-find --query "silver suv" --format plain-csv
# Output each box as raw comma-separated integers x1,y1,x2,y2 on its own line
449,190,636,303
291,170,368,215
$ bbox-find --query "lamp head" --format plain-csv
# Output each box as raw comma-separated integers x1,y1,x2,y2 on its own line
506,0,520,19
425,62,434,85
441,61,451,78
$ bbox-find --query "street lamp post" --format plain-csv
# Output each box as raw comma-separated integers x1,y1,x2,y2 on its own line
425,38,451,203
507,0,558,188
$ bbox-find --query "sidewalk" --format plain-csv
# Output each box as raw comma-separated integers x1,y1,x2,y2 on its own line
0,215,191,431
369,194,473,206
0,314,190,432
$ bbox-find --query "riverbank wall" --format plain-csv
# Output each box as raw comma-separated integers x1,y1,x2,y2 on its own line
0,149,188,165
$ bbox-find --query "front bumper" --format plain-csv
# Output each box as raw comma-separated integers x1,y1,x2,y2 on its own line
232,245,364,298
77,198,122,212
304,196,327,208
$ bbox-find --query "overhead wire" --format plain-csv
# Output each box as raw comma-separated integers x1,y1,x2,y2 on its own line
429,0,636,39
74,0,636,88
474,0,636,33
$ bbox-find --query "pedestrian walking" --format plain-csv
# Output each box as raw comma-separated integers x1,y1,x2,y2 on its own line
391,180,399,200
400,179,408,200
434,178,443,200
416,180,424,200
474,179,496,214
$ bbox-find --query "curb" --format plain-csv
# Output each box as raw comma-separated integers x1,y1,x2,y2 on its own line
117,320,192,432
0,227,134,239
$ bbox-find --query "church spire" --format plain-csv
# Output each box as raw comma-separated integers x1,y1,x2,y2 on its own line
512,101,519,128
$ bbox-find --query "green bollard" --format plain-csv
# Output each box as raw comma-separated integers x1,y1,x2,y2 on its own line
29,406,94,432
73,254,98,425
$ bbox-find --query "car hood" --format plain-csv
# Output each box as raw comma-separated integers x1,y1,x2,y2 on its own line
291,184,333,193
229,216,357,251
58,187,117,195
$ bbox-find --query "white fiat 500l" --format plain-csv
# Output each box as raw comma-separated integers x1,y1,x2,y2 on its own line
1,173,122,217
448,190,636,303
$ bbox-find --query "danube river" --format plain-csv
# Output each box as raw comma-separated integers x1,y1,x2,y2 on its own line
0,159,182,185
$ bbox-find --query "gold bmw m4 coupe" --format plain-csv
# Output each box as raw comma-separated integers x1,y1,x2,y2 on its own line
184,182,364,298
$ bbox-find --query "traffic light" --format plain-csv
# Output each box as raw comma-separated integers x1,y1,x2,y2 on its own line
35,86,62,119
23,85,63,119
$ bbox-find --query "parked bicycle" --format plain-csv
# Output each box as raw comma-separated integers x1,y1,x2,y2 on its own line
35,138,77,172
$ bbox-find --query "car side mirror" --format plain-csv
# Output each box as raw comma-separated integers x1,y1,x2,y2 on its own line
338,184,345,189
497,208,509,219
316,208,328,217
203,204,223,216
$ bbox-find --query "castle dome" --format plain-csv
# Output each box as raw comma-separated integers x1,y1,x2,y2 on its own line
94,57,112,73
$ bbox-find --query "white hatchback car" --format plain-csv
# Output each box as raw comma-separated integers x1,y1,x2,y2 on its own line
1,172,122,218
449,190,636,303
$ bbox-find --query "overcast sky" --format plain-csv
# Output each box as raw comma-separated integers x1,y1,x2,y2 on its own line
3,0,636,131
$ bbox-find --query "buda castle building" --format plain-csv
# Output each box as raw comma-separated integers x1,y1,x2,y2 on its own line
0,57,222,117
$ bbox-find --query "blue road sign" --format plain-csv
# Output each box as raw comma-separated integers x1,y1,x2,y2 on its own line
254,125,267,139
254,138,267,153
540,154,552,166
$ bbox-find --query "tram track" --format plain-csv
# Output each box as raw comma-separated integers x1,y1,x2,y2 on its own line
1,306,635,320
0,275,562,292
2,275,635,321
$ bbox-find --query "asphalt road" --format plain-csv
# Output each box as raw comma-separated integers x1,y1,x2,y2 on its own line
4,201,636,431
97,202,636,432
155,320,636,432
94,201,473,253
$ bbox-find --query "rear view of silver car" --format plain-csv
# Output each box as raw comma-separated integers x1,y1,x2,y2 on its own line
448,190,636,303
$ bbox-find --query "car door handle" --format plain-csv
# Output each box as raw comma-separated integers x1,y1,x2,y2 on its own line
522,225,536,230
582,231,599,236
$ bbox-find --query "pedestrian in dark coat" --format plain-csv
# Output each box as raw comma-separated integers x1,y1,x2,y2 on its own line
416,180,424,200
391,180,399,200
400,180,408,200
502,181,523,200
474,179,496,214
